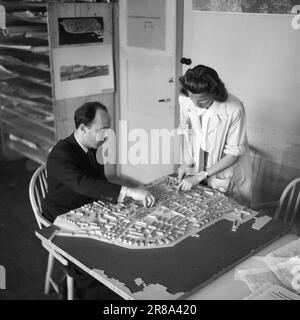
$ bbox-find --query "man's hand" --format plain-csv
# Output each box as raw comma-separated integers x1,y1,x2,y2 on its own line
177,171,207,192
126,187,155,208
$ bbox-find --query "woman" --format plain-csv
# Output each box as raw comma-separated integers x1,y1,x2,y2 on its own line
177,65,252,205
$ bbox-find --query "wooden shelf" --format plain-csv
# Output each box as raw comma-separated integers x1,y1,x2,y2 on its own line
0,90,52,111
4,77,52,99
0,0,54,164
0,62,50,82
6,139,47,165
16,103,53,117
2,117,55,149
1,103,53,122
7,10,47,24
0,2,47,10
2,25,47,37
0,35,49,53
0,47,49,70
1,105,55,132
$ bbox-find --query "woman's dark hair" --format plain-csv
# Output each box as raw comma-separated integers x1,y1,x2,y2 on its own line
74,101,108,129
179,65,228,102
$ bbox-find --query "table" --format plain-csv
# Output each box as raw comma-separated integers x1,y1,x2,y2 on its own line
187,233,298,299
36,217,292,300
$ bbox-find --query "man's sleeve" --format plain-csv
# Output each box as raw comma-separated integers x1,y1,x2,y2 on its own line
48,151,122,203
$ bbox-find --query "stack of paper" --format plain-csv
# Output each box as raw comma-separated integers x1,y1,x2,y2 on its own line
235,238,300,297
244,284,300,300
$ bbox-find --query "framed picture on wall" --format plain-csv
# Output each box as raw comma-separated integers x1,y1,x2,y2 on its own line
192,0,299,14
53,44,114,100
58,17,104,45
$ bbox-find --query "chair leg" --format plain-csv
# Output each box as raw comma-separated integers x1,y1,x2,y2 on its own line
45,252,55,295
67,274,74,300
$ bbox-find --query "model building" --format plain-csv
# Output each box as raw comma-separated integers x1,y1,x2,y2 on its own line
54,176,258,249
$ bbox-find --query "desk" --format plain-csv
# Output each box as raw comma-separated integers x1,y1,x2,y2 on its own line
36,217,292,300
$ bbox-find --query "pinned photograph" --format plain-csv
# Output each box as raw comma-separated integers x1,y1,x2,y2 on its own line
192,0,299,14
53,44,114,100
58,17,104,45
60,64,109,82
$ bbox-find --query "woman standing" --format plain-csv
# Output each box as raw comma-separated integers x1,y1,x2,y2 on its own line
177,65,252,205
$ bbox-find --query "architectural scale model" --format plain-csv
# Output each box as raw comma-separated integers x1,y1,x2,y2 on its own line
54,176,259,249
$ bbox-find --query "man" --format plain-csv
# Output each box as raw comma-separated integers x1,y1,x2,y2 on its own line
42,101,155,222
41,101,155,299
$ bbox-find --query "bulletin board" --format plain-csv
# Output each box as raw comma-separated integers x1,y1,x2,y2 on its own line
47,2,115,140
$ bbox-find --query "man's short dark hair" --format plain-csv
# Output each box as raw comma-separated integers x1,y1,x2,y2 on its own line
74,101,108,129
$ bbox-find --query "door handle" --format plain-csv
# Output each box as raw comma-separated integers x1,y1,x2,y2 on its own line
180,57,192,65
158,98,171,103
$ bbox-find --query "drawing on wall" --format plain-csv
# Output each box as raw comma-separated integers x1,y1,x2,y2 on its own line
192,0,299,14
58,17,104,45
53,44,114,100
127,0,166,50
60,64,109,82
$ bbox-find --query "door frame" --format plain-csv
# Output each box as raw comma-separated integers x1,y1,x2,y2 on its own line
115,0,184,180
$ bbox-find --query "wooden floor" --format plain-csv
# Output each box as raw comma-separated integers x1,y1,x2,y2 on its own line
0,159,54,299
0,159,127,300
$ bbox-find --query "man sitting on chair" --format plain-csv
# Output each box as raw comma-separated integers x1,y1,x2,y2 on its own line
41,101,155,299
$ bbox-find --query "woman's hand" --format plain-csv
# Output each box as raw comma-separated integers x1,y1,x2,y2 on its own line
177,164,194,183
177,171,208,191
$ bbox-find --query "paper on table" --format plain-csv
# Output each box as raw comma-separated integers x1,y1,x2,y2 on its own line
235,238,300,293
244,284,300,300
237,266,282,292
263,238,300,293
268,238,300,259
264,255,300,293
234,256,292,291
234,256,270,281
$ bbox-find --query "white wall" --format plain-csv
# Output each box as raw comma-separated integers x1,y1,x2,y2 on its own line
186,11,300,199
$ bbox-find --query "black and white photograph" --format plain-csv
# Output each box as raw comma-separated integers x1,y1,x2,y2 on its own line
53,44,114,99
193,0,300,13
60,64,109,82
0,0,300,308
58,17,104,45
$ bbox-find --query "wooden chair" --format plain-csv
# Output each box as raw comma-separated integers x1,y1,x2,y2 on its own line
254,178,300,232
274,178,300,226
29,164,74,300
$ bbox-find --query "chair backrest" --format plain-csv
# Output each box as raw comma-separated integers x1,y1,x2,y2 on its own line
29,164,51,229
274,178,300,226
